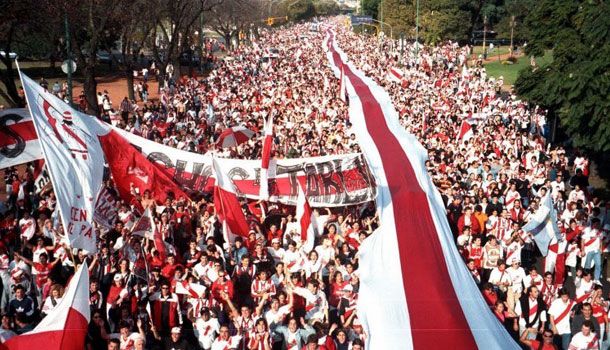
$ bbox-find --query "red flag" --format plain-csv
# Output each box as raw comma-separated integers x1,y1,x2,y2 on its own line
457,120,473,143
259,114,274,200
296,183,316,252
98,130,189,205
212,158,250,241
1,263,90,349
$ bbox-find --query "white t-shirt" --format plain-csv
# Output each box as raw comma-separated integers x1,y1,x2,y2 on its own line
581,227,601,254
506,266,526,293
548,299,575,335
569,331,598,350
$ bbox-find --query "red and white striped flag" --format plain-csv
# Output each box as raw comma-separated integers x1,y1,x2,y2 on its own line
325,30,518,350
457,120,474,143
212,158,250,243
2,262,90,349
296,183,316,253
175,280,206,298
259,115,274,200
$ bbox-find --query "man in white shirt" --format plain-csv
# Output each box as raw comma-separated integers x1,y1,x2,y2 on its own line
506,260,526,315
582,219,603,282
548,288,575,350
488,260,511,297
569,320,599,350
515,286,547,335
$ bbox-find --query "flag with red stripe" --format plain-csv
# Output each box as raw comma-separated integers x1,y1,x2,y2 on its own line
325,30,518,349
457,120,473,143
259,114,274,200
1,262,90,349
296,182,316,252
212,157,250,242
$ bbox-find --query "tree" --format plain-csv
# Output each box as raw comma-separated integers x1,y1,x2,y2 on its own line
208,0,259,50
149,0,221,80
379,0,415,38
515,0,610,152
0,0,49,107
362,0,380,19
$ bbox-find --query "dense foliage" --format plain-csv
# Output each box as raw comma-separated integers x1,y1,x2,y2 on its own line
515,0,610,152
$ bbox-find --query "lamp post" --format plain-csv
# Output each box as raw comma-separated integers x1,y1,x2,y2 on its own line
400,32,405,66
415,0,419,59
64,12,73,107
509,15,515,58
482,15,488,60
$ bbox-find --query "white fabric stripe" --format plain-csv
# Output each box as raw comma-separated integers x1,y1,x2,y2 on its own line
326,30,518,349
27,262,89,334
325,34,413,350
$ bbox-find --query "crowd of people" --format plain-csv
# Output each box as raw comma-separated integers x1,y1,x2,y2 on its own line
0,17,608,350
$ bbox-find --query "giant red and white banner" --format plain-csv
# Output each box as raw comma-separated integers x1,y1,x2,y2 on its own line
4,105,376,208
21,73,107,254
113,127,375,207
325,30,518,349
0,108,42,169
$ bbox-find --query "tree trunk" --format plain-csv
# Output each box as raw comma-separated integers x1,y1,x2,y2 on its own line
0,58,23,107
126,67,135,101
83,60,99,116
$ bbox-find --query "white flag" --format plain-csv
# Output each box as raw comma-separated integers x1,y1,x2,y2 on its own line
20,72,108,253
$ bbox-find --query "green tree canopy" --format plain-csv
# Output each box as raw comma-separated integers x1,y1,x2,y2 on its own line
515,0,610,152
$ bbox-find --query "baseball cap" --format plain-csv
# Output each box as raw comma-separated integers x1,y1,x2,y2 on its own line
171,327,181,334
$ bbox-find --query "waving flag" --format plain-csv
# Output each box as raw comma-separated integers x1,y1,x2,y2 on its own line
0,108,42,169
296,182,317,253
457,120,474,143
212,158,249,242
99,129,189,205
325,31,518,349
20,72,107,254
259,114,274,200
522,192,562,256
175,280,206,298
131,207,155,239
1,262,90,350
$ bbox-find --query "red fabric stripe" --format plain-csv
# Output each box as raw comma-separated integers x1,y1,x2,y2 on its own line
330,38,476,347
214,186,250,237
300,199,312,242
0,120,38,147
1,307,88,350
261,135,273,169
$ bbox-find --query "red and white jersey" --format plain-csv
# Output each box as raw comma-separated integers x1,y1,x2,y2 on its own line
234,316,255,335
293,287,328,322
566,243,581,267
540,283,558,307
283,250,304,273
19,217,36,240
504,241,522,265
505,190,521,210
194,318,220,349
575,279,594,303
548,299,575,335
251,279,277,299
267,247,285,263
568,331,598,350
582,227,601,254
211,334,242,350
247,331,272,350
